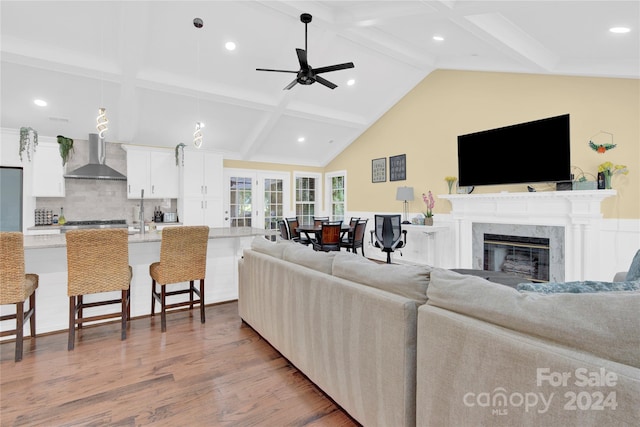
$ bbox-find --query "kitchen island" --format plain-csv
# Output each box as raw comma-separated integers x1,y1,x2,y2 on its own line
8,227,269,336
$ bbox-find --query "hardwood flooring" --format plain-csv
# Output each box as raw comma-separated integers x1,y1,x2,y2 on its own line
1,301,360,426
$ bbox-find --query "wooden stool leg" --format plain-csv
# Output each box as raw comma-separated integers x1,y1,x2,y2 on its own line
121,289,127,340
15,301,24,362
68,296,76,351
78,295,83,330
200,279,205,324
161,286,167,332
29,292,36,337
151,279,156,317
189,280,194,310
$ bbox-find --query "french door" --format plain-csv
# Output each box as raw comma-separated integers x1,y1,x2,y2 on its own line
223,169,290,233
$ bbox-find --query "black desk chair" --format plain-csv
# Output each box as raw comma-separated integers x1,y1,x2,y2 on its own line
370,215,407,263
312,221,343,252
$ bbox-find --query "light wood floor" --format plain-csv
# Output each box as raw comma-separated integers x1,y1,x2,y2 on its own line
1,301,360,426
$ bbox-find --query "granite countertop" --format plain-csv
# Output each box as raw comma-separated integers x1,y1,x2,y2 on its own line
24,227,268,249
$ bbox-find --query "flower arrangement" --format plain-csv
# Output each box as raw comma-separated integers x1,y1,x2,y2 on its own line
445,176,457,194
422,191,435,218
598,161,628,189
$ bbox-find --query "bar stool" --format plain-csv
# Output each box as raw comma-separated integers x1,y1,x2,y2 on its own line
66,229,131,350
150,226,209,332
0,232,38,362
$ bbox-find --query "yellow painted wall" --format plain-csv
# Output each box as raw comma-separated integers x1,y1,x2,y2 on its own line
326,70,639,219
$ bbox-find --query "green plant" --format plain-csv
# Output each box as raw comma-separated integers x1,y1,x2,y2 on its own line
56,135,74,166
19,127,38,161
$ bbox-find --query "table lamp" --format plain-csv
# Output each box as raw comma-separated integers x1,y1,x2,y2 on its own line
396,186,414,224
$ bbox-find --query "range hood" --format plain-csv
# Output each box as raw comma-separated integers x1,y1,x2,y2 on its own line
64,133,126,180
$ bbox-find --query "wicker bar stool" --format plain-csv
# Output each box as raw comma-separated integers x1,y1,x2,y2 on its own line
0,232,38,362
150,226,209,332
65,229,131,351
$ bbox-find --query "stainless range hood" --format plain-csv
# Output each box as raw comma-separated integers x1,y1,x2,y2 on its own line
64,133,126,180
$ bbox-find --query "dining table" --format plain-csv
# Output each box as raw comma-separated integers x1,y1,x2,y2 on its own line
296,223,353,244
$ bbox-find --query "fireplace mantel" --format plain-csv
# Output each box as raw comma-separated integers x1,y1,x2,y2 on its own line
440,190,616,281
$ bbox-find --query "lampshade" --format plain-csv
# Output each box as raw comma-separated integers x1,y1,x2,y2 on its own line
396,186,414,201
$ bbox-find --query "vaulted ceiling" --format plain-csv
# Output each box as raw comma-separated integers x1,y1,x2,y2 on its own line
1,1,638,167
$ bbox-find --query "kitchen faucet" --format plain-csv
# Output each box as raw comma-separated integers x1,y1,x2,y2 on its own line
139,189,145,235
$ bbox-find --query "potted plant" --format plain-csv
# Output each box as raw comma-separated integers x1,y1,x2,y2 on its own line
19,127,38,161
57,135,74,166
421,191,435,226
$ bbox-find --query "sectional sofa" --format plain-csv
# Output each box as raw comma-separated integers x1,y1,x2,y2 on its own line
238,238,640,426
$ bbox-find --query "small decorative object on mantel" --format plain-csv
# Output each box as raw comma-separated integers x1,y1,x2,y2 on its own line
421,191,435,226
19,126,38,161
371,157,386,183
445,176,457,194
56,135,74,166
389,154,406,181
588,131,616,153
597,161,628,189
175,143,186,166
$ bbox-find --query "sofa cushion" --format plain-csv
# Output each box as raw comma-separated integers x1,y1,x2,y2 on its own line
426,268,640,369
281,243,336,275
332,252,431,304
250,236,295,259
625,249,640,281
517,280,640,293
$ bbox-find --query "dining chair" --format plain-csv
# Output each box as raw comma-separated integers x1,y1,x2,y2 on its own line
340,217,361,247
66,228,131,350
278,220,290,240
150,226,209,332
285,217,310,245
341,219,368,256
370,215,407,263
0,232,38,362
312,221,343,252
313,216,330,227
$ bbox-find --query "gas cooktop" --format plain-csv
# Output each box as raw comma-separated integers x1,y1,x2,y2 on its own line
61,219,128,231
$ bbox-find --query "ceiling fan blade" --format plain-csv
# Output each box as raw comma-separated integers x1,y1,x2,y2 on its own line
283,79,298,90
296,48,309,70
315,75,337,90
313,62,355,74
256,68,298,73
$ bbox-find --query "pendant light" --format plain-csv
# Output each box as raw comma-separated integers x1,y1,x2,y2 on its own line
96,18,108,139
193,17,204,148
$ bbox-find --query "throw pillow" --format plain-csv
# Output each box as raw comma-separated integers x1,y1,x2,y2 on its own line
332,252,432,304
516,280,640,294
625,249,640,281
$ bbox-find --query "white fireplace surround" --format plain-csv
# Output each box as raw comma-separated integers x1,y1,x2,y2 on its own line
440,190,616,281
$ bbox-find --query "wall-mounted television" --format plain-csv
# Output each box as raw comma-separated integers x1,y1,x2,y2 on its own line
457,114,571,187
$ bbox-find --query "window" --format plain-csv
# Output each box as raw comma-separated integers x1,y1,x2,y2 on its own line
294,172,322,225
229,176,252,227
326,171,346,221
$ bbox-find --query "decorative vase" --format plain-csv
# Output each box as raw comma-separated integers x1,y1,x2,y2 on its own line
447,181,454,194
424,217,433,226
604,171,612,189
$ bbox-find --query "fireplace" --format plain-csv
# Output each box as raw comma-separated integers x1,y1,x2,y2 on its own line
483,234,550,282
441,190,616,281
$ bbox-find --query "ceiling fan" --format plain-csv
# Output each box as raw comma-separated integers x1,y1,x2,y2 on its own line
256,13,355,90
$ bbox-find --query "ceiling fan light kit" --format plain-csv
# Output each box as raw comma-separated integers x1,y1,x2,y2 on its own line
257,13,354,90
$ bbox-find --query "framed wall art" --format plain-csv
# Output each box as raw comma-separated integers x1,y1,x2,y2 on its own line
372,157,386,183
389,154,406,181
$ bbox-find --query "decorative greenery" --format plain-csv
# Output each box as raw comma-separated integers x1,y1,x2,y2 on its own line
589,140,616,153
175,143,186,166
56,135,74,166
19,127,38,161
421,191,435,218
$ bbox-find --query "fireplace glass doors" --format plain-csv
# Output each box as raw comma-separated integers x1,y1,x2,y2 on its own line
483,234,550,282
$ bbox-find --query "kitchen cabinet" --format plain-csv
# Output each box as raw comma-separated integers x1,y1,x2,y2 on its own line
179,150,223,227
32,141,65,197
123,145,178,199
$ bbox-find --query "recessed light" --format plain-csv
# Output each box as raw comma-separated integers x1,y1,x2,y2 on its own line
225,41,236,51
297,137,305,143
609,26,630,34
347,79,355,86
34,99,47,107
433,35,444,41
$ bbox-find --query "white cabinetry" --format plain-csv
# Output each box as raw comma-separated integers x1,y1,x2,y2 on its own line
394,224,449,266
123,145,178,199
179,150,223,227
32,140,65,197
